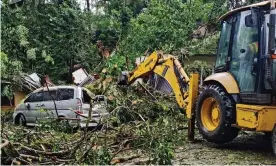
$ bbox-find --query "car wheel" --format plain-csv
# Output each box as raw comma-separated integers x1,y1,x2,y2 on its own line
15,114,26,126
263,132,272,140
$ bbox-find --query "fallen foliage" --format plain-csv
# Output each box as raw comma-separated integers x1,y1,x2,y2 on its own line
1,77,187,165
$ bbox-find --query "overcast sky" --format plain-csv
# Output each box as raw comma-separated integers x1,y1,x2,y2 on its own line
77,0,86,10
76,0,104,13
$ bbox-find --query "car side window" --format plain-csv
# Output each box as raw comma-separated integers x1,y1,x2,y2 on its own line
43,91,57,101
24,93,35,103
25,92,43,102
33,92,44,102
57,89,74,101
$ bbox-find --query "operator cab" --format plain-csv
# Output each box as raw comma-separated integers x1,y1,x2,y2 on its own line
215,1,276,104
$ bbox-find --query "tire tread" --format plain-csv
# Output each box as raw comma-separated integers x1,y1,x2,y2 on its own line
196,84,239,143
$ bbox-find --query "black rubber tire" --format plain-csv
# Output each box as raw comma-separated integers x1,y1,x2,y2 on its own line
272,125,276,156
264,132,272,140
196,84,239,144
15,114,26,126
57,116,65,122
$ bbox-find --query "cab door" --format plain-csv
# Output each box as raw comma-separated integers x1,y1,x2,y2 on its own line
23,91,44,124
215,19,232,70
229,10,259,93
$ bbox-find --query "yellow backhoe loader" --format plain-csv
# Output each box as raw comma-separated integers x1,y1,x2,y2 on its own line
118,1,276,155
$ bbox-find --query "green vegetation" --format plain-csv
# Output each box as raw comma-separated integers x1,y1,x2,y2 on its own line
1,0,99,83
1,82,185,165
1,0,265,84
1,0,228,84
1,0,275,165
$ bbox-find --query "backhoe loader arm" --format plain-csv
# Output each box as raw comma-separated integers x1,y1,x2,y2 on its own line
127,51,159,84
118,51,199,141
119,51,195,111
152,56,188,109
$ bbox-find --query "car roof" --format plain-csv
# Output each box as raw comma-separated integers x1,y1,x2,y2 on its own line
219,1,273,21
32,85,80,93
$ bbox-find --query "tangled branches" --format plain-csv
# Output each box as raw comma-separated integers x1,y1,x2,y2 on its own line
1,78,188,165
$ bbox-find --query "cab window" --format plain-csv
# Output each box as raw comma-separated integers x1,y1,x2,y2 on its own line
215,19,232,68
230,10,259,92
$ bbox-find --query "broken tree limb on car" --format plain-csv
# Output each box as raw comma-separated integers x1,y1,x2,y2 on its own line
0,139,9,149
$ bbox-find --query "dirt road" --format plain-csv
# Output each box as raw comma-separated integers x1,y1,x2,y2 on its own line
174,131,276,165
118,130,276,165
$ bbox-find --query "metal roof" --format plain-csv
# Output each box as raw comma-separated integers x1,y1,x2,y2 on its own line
33,85,79,93
219,1,273,20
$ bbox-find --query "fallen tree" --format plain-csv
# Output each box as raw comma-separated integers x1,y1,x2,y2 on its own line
1,77,187,165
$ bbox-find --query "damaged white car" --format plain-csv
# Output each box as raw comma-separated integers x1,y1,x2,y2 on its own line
13,86,109,128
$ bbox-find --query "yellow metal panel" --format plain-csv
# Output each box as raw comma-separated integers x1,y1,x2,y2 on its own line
236,104,276,131
186,73,199,119
204,72,239,94
257,107,276,131
236,106,258,129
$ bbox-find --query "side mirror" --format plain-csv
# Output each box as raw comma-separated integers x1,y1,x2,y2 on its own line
92,95,105,101
245,14,258,27
25,103,30,110
245,8,258,27
92,95,107,106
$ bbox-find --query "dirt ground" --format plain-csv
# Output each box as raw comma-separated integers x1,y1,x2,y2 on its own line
117,130,276,165
174,131,276,165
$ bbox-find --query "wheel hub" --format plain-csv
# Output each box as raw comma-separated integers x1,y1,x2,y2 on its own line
201,97,221,131
211,106,219,120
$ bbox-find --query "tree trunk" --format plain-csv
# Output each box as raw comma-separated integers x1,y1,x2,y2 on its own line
86,0,90,11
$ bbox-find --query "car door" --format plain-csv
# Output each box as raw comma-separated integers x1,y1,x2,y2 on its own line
56,88,76,118
24,91,44,123
39,90,58,120
22,93,35,123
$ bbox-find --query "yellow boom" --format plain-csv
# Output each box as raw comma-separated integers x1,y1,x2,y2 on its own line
118,51,199,140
